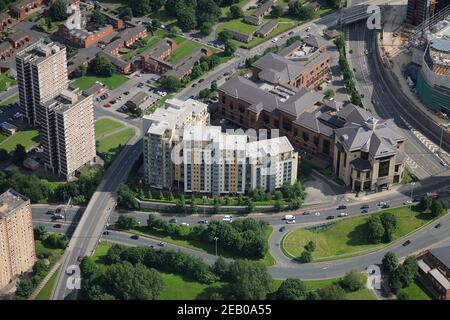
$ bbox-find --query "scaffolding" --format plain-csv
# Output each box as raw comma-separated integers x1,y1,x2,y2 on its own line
409,4,450,47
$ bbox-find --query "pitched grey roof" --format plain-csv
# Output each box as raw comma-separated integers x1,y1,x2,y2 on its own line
334,112,407,158
430,246,450,269
295,112,334,136
278,88,322,117
256,20,278,36
337,103,372,125
253,53,305,84
350,158,371,171
304,34,331,49
219,76,280,113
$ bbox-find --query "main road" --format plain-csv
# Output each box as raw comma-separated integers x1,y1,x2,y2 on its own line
346,20,450,180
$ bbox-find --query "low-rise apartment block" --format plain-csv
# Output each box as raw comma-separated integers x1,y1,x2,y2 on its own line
38,88,96,180
182,126,298,195
245,0,274,25
0,189,36,290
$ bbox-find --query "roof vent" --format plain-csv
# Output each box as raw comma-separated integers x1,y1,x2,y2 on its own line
342,134,349,140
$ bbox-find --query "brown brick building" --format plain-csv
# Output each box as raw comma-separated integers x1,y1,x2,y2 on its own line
417,246,450,300
10,0,44,21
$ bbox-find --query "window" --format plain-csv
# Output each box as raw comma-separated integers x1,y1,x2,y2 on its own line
361,152,368,160
366,171,370,179
302,131,309,142
263,114,270,124
221,96,225,104
323,140,330,155
282,119,291,131
378,160,390,178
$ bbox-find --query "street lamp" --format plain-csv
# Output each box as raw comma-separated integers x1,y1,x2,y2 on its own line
410,182,416,208
214,237,219,256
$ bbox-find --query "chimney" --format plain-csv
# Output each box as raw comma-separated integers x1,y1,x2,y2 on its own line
365,116,379,130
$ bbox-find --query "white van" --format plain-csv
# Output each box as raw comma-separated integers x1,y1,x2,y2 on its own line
284,214,295,220
222,217,233,223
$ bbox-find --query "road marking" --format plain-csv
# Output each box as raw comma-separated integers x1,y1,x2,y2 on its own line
400,116,449,158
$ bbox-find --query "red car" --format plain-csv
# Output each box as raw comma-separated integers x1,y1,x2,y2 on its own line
53,224,62,228
103,103,111,108
77,255,84,263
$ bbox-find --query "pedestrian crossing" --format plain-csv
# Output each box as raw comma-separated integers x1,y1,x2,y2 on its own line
400,116,449,157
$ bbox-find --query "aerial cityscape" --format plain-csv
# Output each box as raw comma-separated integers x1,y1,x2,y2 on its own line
0,0,449,306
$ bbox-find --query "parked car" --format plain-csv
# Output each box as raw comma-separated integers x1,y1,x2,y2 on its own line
314,212,321,216
169,218,178,223
158,242,165,247
198,220,209,224
181,222,190,226
361,209,369,214
130,234,139,240
338,212,349,217
402,240,411,246
288,31,294,36
103,231,109,235
326,215,335,220
285,219,296,224
279,226,286,232
53,224,62,228
198,78,205,83
303,211,311,215
361,204,369,209
77,255,84,262
103,103,111,108
382,203,390,209
337,205,347,210
435,223,442,229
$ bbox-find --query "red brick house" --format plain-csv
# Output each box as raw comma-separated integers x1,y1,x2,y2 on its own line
0,13,17,31
11,0,44,21
0,42,14,61
417,246,450,300
6,30,33,49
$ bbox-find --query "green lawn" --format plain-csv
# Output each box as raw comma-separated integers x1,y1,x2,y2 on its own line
128,225,276,266
159,272,225,300
220,0,251,18
35,268,59,300
272,277,376,300
96,127,135,165
401,280,433,300
93,242,225,300
0,74,17,91
95,118,125,137
0,93,18,107
73,74,128,90
167,41,203,64
0,129,40,153
217,18,257,36
283,206,442,262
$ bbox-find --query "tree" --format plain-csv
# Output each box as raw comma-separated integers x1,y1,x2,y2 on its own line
89,54,115,77
430,199,445,217
128,0,151,17
118,7,133,21
102,262,164,300
159,76,182,92
117,184,138,209
199,88,211,100
0,149,9,162
380,212,397,242
382,252,398,274
117,215,138,230
304,240,316,252
420,195,432,210
224,41,236,56
276,278,308,300
298,4,316,20
199,21,213,35
44,233,68,249
396,290,410,300
170,26,181,36
49,0,67,21
217,30,233,43
288,197,302,210
211,256,230,281
246,200,255,213
34,225,47,240
150,0,166,12
16,279,35,298
210,81,218,92
229,4,244,19
190,198,199,214
177,8,197,31
273,200,283,212
271,4,284,18
12,144,26,165
316,284,346,300
298,249,312,263
90,9,106,29
228,260,273,300
339,270,365,292
366,215,385,244
72,65,87,78
288,0,303,17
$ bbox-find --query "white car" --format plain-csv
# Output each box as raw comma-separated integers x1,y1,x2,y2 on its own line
285,219,296,224
181,222,190,226
364,49,369,55
222,217,233,223
306,27,311,32
272,37,278,43
314,212,321,216
339,212,349,217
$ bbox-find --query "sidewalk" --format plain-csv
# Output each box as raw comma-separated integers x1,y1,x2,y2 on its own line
28,260,61,300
